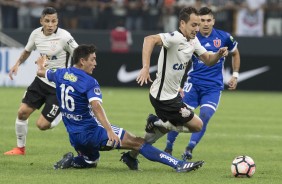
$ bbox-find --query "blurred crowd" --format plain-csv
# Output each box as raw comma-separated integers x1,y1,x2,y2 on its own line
0,0,282,36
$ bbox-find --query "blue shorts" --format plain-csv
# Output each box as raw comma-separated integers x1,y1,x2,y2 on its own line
183,82,222,111
69,124,125,161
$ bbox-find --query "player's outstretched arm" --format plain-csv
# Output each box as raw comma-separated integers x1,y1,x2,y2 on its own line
199,47,228,66
136,35,162,86
90,100,120,147
228,48,240,90
9,50,31,80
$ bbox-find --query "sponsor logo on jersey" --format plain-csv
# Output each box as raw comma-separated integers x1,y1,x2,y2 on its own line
213,39,221,48
94,88,101,95
173,61,189,70
63,72,77,82
173,63,186,70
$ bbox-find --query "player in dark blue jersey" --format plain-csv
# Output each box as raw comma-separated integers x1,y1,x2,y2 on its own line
36,44,204,172
164,7,241,160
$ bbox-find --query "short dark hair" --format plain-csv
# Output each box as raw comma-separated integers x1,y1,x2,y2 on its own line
41,7,57,17
73,44,96,65
178,7,199,24
199,7,213,16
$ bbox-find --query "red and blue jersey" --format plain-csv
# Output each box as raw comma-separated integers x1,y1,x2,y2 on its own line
187,28,238,90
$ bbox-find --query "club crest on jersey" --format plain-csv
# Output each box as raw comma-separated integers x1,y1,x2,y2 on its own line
50,41,58,51
213,39,221,48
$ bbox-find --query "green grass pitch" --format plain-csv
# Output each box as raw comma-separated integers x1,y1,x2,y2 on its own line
0,87,281,184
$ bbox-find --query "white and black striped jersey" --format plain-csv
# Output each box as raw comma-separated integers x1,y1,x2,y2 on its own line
25,27,78,87
150,30,206,101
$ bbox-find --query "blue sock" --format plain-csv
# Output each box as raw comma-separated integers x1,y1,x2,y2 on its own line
139,143,183,169
165,131,179,150
188,106,215,149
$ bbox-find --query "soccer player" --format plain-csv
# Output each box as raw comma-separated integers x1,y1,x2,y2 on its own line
120,7,228,170
164,7,240,160
35,44,204,172
4,7,78,155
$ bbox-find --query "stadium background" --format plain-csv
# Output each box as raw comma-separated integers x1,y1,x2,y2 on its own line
1,30,281,91
0,0,281,91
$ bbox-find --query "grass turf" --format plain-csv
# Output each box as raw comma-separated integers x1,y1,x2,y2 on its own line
0,87,281,184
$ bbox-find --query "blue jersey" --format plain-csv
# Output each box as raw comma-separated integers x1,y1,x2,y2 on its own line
187,28,238,90
46,67,102,134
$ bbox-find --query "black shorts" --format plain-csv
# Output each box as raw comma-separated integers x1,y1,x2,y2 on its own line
149,94,194,126
22,77,60,122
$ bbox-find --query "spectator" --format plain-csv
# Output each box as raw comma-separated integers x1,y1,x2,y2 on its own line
162,0,177,32
125,0,143,31
96,0,113,29
235,0,266,37
0,0,18,29
112,0,127,27
29,0,49,28
16,0,31,30
77,0,97,29
265,0,282,36
143,0,163,31
61,0,79,29
110,19,133,53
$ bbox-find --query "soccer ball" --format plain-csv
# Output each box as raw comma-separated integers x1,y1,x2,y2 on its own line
231,155,256,178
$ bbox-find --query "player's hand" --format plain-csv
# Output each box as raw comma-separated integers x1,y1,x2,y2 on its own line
107,130,121,148
8,64,20,80
136,67,152,86
36,55,47,67
179,88,184,98
228,77,238,90
218,47,228,57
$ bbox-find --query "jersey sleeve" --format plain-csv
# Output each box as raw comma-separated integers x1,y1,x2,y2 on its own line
194,37,207,56
159,32,178,48
62,31,79,56
24,30,37,52
225,34,238,53
46,69,58,83
87,81,102,103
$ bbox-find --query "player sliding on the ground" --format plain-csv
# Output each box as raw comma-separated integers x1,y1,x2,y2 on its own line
36,44,204,172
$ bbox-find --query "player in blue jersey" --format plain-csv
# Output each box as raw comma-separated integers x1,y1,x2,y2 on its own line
35,44,204,172
164,7,240,160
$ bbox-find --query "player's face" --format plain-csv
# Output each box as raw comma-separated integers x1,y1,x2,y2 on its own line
181,13,200,40
40,14,58,36
83,53,97,74
199,14,215,36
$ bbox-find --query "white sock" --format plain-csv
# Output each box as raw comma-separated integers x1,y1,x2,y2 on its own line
50,113,62,129
144,128,165,144
15,118,28,148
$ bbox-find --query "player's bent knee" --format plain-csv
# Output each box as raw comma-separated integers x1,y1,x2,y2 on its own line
186,117,203,132
122,132,145,150
36,121,50,130
17,109,30,120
